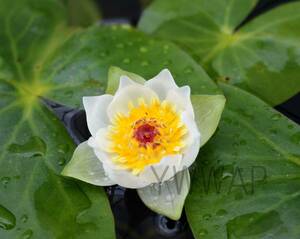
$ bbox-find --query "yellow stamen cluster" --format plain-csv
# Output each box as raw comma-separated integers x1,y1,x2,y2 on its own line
107,98,187,175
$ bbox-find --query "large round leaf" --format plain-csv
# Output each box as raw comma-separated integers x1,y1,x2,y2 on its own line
186,83,300,239
139,0,300,105
0,0,115,238
0,0,221,237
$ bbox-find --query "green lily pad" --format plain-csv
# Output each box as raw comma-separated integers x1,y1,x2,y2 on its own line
139,0,300,105
0,0,222,237
186,83,300,239
0,0,115,238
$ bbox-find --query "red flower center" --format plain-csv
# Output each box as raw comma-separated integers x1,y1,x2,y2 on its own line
133,123,159,145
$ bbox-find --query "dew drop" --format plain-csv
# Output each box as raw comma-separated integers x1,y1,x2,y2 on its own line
271,113,281,121
183,66,194,74
232,142,239,147
58,158,66,166
100,51,107,57
0,205,16,230
116,43,124,49
21,229,33,239
123,58,131,64
216,209,227,217
141,61,149,66
226,211,282,238
21,214,28,223
0,177,10,188
269,129,278,135
163,59,172,66
57,143,70,154
163,44,170,53
202,214,211,220
287,124,294,129
139,46,148,53
8,136,46,157
239,140,247,145
199,229,208,236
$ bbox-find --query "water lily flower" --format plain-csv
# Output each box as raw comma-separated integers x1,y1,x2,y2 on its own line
62,67,225,219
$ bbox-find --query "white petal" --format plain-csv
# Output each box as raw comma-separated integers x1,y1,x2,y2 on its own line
101,154,182,189
107,84,158,121
88,139,114,165
180,112,201,168
102,162,150,188
83,95,113,136
137,169,190,220
181,137,201,168
142,154,182,184
165,86,194,119
91,127,112,152
145,69,178,99
62,141,115,186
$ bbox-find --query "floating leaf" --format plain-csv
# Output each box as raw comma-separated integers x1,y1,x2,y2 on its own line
186,84,300,239
139,0,300,105
0,0,113,238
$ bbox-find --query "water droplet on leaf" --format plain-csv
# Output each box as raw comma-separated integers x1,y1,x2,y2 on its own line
123,58,131,64
271,113,281,121
216,209,227,217
8,137,46,157
139,47,148,53
0,177,10,188
199,229,208,236
141,61,149,66
58,158,66,166
203,214,211,220
184,66,193,74
21,214,28,223
287,124,294,129
21,229,33,239
116,43,124,49
226,211,282,238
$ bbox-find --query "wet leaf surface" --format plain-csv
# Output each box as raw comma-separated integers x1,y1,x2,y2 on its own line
186,84,300,239
139,0,300,105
